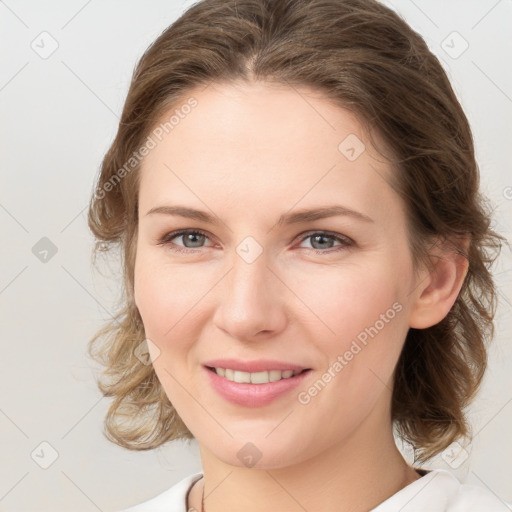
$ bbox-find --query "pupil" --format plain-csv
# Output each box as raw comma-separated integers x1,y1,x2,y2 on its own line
185,233,204,248
312,234,332,249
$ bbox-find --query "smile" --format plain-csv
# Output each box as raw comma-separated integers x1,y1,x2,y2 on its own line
207,367,307,384
204,364,312,407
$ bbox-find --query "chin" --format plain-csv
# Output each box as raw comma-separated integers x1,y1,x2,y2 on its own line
204,434,314,471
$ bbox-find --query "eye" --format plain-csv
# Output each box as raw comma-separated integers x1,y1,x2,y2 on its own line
157,229,354,255
296,231,354,254
157,229,214,253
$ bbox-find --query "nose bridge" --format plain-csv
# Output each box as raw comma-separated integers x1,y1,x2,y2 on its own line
214,237,283,338
227,239,271,306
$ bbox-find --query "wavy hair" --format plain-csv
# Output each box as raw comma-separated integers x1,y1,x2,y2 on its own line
87,0,503,462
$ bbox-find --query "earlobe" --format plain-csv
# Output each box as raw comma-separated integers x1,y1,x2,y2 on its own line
409,240,469,329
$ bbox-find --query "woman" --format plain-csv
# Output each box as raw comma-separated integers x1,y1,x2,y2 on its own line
87,0,507,510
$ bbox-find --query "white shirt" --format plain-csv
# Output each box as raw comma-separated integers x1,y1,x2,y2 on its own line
120,469,510,511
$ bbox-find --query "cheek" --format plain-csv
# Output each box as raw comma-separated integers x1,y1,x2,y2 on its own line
133,255,207,408
294,260,404,342
134,252,206,341
134,248,411,446
135,249,409,353
292,261,408,403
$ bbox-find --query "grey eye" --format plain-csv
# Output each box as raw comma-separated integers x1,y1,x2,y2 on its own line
308,234,337,250
179,232,207,248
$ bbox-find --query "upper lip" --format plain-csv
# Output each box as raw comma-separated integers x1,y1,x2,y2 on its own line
204,358,311,373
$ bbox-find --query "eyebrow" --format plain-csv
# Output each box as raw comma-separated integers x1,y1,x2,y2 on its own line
145,204,374,225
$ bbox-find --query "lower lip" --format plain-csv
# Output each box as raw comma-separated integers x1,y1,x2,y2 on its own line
204,367,312,407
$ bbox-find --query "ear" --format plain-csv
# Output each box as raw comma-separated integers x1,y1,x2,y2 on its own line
409,237,469,329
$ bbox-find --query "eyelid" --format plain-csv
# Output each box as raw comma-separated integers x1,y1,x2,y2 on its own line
294,229,354,247
157,228,214,247
157,228,354,253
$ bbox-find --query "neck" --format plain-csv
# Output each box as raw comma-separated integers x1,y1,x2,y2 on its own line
191,403,420,512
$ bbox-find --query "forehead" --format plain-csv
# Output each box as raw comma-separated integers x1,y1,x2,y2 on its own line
150,80,373,158
138,81,402,225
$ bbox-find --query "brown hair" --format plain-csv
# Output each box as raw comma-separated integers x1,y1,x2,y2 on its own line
87,0,503,463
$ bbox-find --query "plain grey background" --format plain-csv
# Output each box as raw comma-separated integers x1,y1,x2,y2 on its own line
1,1,511,510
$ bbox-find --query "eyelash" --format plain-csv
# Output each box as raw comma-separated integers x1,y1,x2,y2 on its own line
156,229,354,255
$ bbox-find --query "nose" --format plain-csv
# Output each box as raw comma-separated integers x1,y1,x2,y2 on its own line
212,248,287,342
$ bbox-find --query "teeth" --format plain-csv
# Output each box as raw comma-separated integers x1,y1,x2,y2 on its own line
213,367,302,384
234,370,251,383
269,370,282,382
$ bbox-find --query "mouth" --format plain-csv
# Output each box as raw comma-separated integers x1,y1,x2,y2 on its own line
203,363,313,407
205,366,311,384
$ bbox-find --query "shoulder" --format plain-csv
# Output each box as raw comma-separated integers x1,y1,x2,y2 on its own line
118,472,203,512
446,472,510,511
372,469,510,512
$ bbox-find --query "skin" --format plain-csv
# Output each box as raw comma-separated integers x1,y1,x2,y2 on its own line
133,81,468,512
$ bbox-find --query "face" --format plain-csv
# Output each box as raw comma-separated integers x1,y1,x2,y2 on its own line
134,81,419,469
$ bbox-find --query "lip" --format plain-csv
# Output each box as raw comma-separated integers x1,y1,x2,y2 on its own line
204,365,312,407
203,358,310,373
